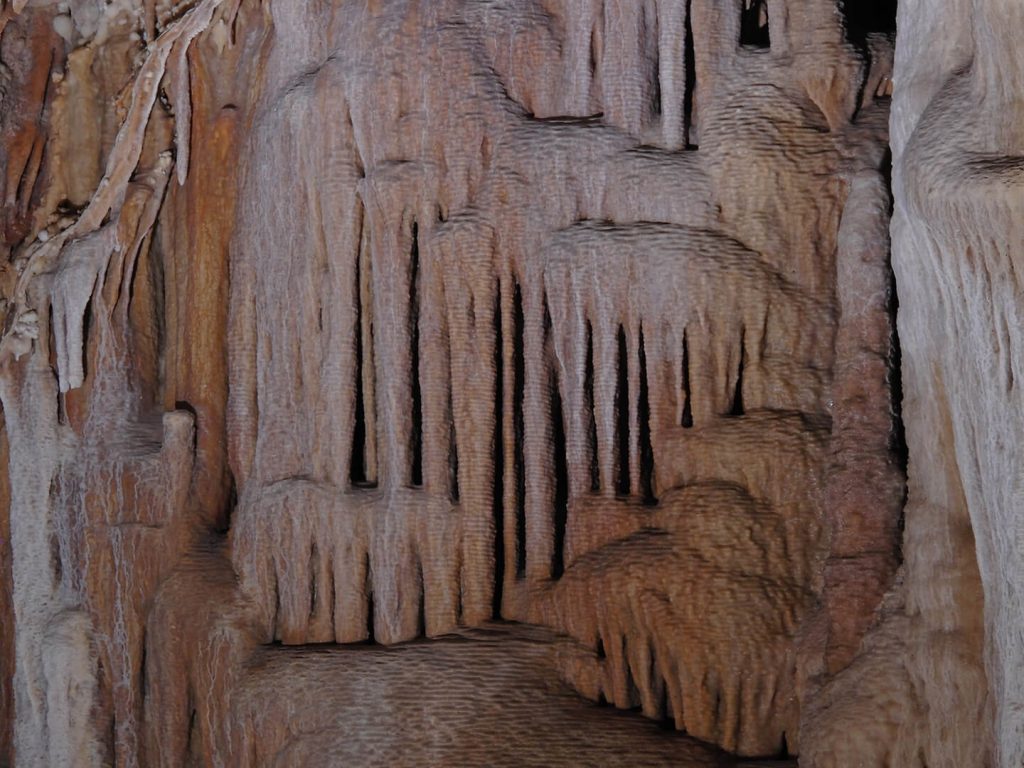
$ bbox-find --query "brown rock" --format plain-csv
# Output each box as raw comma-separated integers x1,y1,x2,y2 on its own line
0,1,958,766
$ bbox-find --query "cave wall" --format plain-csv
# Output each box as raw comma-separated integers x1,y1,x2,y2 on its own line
1,0,1001,766
802,1,1023,766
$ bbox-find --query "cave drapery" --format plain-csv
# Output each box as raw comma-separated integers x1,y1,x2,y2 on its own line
0,0,1014,766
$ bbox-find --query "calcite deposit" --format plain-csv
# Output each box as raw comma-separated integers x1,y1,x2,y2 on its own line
0,0,1010,766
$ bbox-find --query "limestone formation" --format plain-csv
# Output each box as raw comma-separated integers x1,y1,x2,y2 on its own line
0,0,1009,766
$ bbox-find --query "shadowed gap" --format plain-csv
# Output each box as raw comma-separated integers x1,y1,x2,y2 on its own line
364,553,375,643
684,0,698,148
681,330,693,428
350,242,369,485
546,300,569,579
644,0,661,117
409,220,423,487
492,285,505,618
638,327,657,505
730,328,745,417
448,378,460,503
585,320,599,492
740,0,770,47
513,283,527,577
616,325,630,496
843,0,897,43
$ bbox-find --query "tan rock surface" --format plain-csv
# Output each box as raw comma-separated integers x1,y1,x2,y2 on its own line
0,1,953,766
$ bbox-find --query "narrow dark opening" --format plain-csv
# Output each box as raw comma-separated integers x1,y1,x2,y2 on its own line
683,0,698,148
448,382,460,503
589,23,600,78
418,559,427,637
309,542,319,619
49,304,65,425
492,287,505,619
615,325,631,496
778,732,791,759
351,251,369,485
548,301,573,577
843,0,897,45
364,555,375,643
638,328,657,505
216,471,238,536
585,321,600,492
882,149,909,562
185,706,198,756
595,636,606,659
550,356,569,580
409,220,423,487
660,685,672,726
81,293,94,383
513,283,527,577
740,0,770,48
644,1,662,117
49,530,63,587
681,331,694,428
730,329,746,417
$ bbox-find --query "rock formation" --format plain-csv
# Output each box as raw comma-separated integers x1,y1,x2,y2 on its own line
0,0,1011,766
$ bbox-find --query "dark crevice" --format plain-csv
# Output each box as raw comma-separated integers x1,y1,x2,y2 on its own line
596,636,606,659
409,220,423,487
730,328,746,417
216,471,237,536
309,542,319,620
49,304,65,425
448,378,460,503
513,283,527,578
740,0,770,48
660,684,672,726
185,705,198,757
644,0,661,117
778,732,791,759
638,328,657,505
883,147,909,563
492,286,505,619
622,636,640,706
681,331,693,428
271,563,281,642
455,567,464,623
328,553,337,632
351,241,370,486
843,0,897,45
589,23,600,78
683,0,698,148
49,529,63,586
585,321,600,492
544,298,569,580
81,293,94,384
615,325,631,496
364,554,375,643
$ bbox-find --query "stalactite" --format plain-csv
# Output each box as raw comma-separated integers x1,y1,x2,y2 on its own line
0,0,905,763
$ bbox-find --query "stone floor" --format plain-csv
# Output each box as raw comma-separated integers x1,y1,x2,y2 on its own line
227,623,797,767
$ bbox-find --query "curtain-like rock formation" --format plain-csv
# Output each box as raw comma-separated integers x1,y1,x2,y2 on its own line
8,0,1006,766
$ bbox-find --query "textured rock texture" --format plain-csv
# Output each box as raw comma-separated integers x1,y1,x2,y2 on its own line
801,1,1024,767
0,0,949,766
